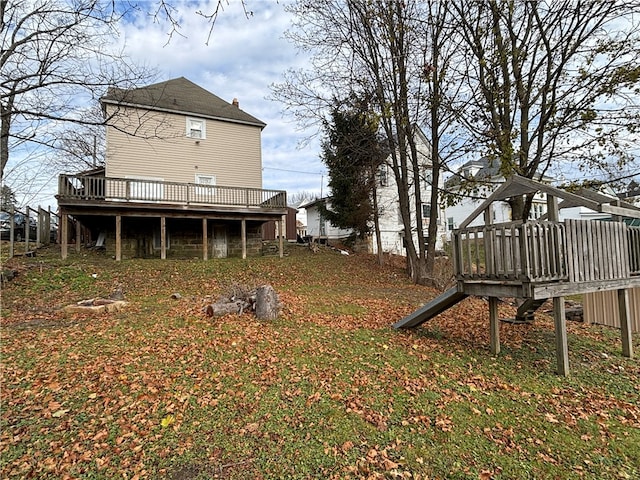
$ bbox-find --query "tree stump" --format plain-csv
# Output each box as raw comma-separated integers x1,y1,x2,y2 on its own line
255,284,281,320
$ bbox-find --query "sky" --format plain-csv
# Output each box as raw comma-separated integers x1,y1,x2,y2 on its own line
6,0,637,210
6,0,324,211
119,0,326,200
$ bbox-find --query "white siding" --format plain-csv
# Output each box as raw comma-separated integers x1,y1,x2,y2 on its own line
305,202,353,240
371,173,447,255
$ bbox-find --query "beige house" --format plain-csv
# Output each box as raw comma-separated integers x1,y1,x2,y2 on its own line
57,77,287,259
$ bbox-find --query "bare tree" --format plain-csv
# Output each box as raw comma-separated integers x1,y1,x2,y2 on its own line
451,0,640,219
0,0,155,182
153,0,253,45
418,0,470,276
288,191,318,207
274,0,445,284
50,105,106,173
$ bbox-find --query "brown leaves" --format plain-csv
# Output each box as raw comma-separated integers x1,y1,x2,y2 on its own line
2,248,639,479
344,395,389,431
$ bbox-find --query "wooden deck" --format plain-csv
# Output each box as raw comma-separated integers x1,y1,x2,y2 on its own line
56,174,288,262
411,175,640,376
453,218,640,299
58,174,287,210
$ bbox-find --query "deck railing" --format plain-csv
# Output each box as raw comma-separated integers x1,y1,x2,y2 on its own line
58,174,287,209
630,226,640,275
454,219,640,283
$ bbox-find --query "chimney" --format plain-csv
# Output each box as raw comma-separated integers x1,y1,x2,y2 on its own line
232,98,239,108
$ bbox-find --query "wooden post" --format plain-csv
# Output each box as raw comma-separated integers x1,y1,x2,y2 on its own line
546,194,559,222
279,215,285,258
484,206,494,275
25,207,30,252
36,205,42,247
8,205,14,258
160,217,166,260
61,211,68,260
75,217,81,252
618,289,634,358
115,215,122,261
553,296,570,376
241,219,247,259
202,218,208,261
489,297,500,355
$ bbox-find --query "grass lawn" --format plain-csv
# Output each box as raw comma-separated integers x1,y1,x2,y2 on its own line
1,244,638,479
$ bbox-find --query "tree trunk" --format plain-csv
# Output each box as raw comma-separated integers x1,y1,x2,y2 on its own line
371,182,384,266
255,285,280,321
1,95,13,180
509,195,526,221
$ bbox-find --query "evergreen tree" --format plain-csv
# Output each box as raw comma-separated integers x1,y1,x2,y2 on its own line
320,97,385,240
1,185,17,211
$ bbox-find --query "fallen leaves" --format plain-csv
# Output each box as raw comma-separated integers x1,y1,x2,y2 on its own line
1,248,639,479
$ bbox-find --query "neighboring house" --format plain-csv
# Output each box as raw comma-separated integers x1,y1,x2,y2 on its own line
302,198,353,243
294,199,310,239
56,77,287,260
618,183,640,223
373,128,446,255
303,128,447,255
444,158,551,240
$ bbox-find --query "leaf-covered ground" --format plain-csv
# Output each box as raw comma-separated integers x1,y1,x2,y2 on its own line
1,245,639,479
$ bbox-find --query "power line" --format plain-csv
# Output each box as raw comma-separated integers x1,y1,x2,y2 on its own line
263,166,324,175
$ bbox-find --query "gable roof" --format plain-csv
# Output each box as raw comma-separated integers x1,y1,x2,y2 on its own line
458,175,640,229
101,77,266,129
445,157,554,188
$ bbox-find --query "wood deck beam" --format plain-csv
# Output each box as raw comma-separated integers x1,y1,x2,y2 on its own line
115,215,122,261
241,219,247,259
75,219,81,253
533,277,640,299
489,297,500,355
202,218,208,261
61,212,68,260
618,289,634,358
554,296,570,376
279,215,285,258
160,217,166,260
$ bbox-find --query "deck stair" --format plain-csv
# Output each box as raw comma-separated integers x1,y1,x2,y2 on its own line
509,298,547,324
393,287,467,329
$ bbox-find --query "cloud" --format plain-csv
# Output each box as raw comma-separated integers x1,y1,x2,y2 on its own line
117,0,324,195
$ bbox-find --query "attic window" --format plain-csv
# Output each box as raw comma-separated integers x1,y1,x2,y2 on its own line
422,203,432,218
186,118,206,139
378,164,389,187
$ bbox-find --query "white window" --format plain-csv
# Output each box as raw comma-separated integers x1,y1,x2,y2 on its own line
194,174,216,203
422,203,431,218
448,217,455,231
126,176,164,201
528,203,546,220
378,164,389,187
186,118,206,139
196,174,216,186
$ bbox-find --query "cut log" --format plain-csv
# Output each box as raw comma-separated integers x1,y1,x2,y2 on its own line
64,300,128,314
205,302,243,317
255,284,281,321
